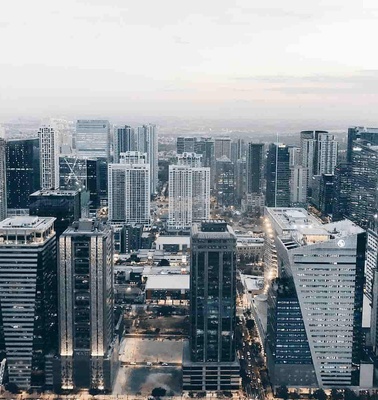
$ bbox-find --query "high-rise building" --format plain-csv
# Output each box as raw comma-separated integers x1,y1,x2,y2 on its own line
246,143,264,194
290,165,308,205
349,139,378,229
114,126,134,163
235,158,247,207
214,137,232,160
215,156,235,207
177,137,196,154
75,120,110,159
39,126,59,190
0,216,57,389
183,221,239,391
332,162,352,222
58,220,118,391
120,223,144,254
0,138,6,221
194,138,215,169
6,138,40,211
318,173,335,217
29,190,81,238
168,164,210,230
347,127,378,163
265,208,366,388
108,154,150,225
266,144,290,207
135,124,158,194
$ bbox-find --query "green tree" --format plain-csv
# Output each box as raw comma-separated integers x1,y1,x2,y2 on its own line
313,389,327,400
276,385,289,399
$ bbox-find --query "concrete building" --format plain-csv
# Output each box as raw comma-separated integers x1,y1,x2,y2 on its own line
177,152,202,167
145,274,190,303
58,220,118,391
177,137,196,154
0,138,6,221
114,126,134,163
183,221,240,391
39,126,59,190
264,208,367,389
290,165,308,206
0,216,57,389
108,154,150,225
75,120,110,160
214,137,232,160
215,156,235,208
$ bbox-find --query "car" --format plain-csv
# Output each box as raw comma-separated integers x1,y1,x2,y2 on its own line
161,362,168,366
146,361,152,366
130,361,136,365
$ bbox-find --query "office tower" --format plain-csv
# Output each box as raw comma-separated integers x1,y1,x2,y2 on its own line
58,220,118,391
29,189,81,237
177,137,196,154
50,118,74,151
288,146,301,167
246,143,264,194
114,126,134,163
0,138,6,221
347,127,378,163
0,216,57,389
349,139,378,229
183,221,239,391
39,126,59,190
265,208,366,388
135,124,158,194
6,138,40,210
108,154,150,224
214,137,232,159
368,229,378,356
230,138,244,164
266,143,290,207
290,165,308,205
309,175,321,208
120,223,143,254
59,156,99,211
215,156,235,207
318,174,334,217
332,162,352,222
177,152,202,167
168,164,210,230
235,158,247,206
75,120,110,159
195,137,215,168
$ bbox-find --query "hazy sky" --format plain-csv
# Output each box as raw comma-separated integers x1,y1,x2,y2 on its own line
1,0,378,123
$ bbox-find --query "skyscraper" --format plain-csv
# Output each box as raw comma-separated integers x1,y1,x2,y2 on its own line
168,163,210,230
0,216,57,389
75,120,110,160
177,152,202,167
108,153,150,224
39,126,59,190
6,138,40,210
332,162,352,222
246,143,264,194
29,189,81,238
177,137,196,154
58,220,118,391
0,138,7,221
114,126,135,163
266,143,290,207
290,165,308,205
215,156,235,207
214,137,232,159
183,221,239,391
265,208,366,388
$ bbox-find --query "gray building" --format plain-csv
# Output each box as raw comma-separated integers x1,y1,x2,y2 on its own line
0,216,57,389
0,138,6,221
183,221,239,391
58,220,118,391
75,120,110,160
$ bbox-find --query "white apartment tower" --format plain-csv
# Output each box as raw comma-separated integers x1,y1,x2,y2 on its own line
168,163,210,230
177,152,202,167
108,152,150,225
317,132,338,175
39,125,59,190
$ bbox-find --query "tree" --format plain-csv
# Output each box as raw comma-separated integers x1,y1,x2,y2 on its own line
289,392,300,399
276,385,289,400
196,392,206,398
5,382,20,394
151,387,166,397
246,319,255,330
159,259,170,266
313,389,327,400
331,389,343,400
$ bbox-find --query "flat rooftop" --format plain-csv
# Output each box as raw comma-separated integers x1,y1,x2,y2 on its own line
63,219,109,235
145,274,190,291
0,216,55,231
30,189,79,197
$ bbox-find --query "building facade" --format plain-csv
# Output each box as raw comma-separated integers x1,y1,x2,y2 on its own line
114,125,135,163
58,220,118,391
0,138,6,221
39,126,59,190
0,217,57,389
75,120,110,160
183,221,239,391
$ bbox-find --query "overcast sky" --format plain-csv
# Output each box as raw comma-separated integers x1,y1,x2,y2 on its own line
1,0,378,123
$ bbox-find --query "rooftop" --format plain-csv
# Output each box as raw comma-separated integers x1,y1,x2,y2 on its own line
145,274,190,291
63,219,110,235
30,189,79,197
0,216,55,231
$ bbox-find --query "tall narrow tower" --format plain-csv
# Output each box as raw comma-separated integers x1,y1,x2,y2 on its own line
39,126,59,190
0,138,7,220
183,221,239,391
